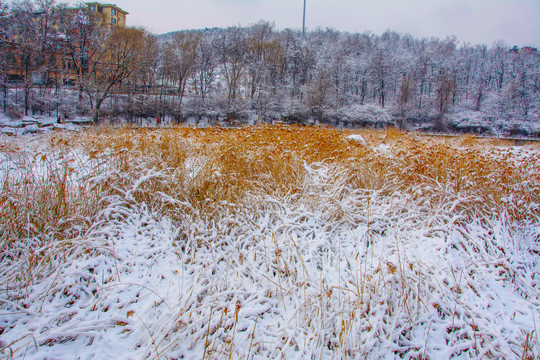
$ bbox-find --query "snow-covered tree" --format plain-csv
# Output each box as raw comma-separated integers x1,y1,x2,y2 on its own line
162,31,200,118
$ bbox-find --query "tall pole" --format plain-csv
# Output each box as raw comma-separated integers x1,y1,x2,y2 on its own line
302,0,306,40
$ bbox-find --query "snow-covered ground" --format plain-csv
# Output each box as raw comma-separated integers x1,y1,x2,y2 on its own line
0,127,539,359
0,114,89,136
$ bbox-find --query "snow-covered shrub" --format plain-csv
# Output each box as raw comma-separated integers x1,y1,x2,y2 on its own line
58,103,76,120
508,123,530,137
7,107,23,120
258,102,286,123
280,98,310,124
446,110,494,135
341,103,393,128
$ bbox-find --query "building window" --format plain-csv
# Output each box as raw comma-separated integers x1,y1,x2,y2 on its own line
111,9,117,16
112,17,117,24
88,5,95,11
97,6,103,13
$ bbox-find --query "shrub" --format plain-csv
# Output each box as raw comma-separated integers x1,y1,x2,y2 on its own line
7,107,23,120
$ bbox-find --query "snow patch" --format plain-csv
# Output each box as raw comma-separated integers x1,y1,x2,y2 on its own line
346,134,367,146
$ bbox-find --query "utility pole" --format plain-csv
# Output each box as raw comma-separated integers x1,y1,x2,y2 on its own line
302,0,306,40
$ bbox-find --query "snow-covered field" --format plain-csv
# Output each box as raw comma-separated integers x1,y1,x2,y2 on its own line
1,126,539,359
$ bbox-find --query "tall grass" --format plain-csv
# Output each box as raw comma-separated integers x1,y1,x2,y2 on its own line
1,125,539,359
64,125,539,220
2,124,537,277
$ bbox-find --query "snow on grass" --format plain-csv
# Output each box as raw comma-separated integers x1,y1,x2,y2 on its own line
346,134,368,146
1,126,539,359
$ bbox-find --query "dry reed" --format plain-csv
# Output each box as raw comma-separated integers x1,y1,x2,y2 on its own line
1,125,539,359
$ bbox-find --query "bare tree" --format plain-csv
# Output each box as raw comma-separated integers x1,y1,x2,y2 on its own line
396,73,414,130
9,0,41,115
6,0,64,116
220,27,248,100
369,49,393,108
162,31,199,119
133,34,159,93
90,28,150,123
436,67,455,123
192,34,218,104
0,0,12,112
306,67,332,123
57,6,108,114
491,40,508,90
245,20,274,100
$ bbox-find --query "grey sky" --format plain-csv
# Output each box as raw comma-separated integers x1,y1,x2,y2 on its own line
84,0,539,46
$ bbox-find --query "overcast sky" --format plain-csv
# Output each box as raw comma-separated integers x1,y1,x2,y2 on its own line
79,0,539,47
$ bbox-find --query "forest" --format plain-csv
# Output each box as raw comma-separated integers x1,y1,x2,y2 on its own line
1,0,540,136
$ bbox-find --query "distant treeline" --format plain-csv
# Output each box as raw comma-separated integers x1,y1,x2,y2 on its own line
1,0,539,134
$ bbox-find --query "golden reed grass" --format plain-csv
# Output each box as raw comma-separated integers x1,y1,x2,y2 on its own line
1,125,539,359
1,125,538,246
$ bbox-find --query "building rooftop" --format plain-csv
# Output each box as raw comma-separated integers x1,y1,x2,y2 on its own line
86,2,129,15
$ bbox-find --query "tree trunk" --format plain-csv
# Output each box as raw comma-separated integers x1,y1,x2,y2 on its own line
177,82,186,124
2,76,6,112
24,83,30,116
93,97,105,123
